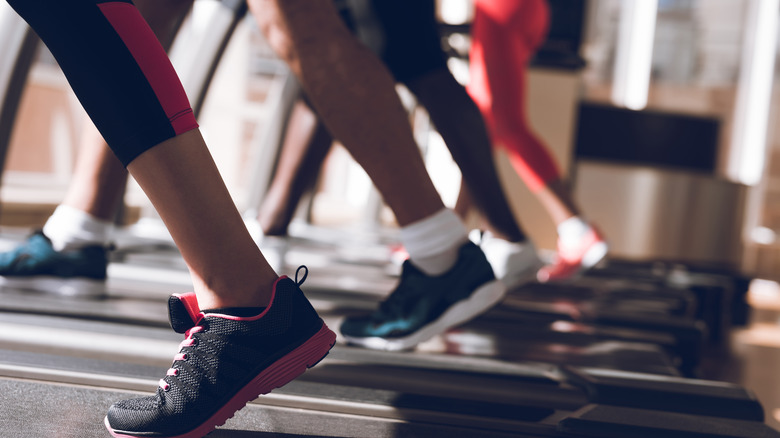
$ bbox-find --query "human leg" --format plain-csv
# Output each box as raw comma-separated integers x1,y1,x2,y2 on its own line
250,0,444,226
58,0,191,222
250,0,506,350
407,69,527,242
59,0,191,223
127,131,278,308
372,0,538,287
469,0,607,281
257,98,333,236
62,120,128,222
409,72,542,288
468,0,565,211
0,0,193,295
6,0,334,435
251,0,475,272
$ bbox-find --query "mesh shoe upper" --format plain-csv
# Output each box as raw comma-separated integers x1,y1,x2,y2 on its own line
0,231,107,280
106,276,326,437
167,292,200,334
340,241,496,340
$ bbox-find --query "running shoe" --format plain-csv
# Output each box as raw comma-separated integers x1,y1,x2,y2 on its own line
340,241,506,351
0,231,108,297
473,230,542,290
536,226,608,283
105,269,336,438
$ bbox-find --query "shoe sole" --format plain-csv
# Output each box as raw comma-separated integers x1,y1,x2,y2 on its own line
0,276,105,297
343,279,506,352
105,322,337,438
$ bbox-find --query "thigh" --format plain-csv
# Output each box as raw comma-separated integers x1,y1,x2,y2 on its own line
370,0,447,84
250,0,357,66
265,0,353,45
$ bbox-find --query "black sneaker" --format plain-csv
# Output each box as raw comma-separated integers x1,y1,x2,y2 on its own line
0,231,108,297
340,242,506,351
104,268,336,438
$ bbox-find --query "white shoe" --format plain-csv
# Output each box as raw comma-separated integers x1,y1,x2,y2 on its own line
476,231,542,289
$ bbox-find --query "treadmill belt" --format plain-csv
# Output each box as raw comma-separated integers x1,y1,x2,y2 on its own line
0,377,532,438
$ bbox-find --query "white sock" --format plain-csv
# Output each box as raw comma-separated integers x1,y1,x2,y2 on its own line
557,216,591,246
42,205,114,251
399,208,469,276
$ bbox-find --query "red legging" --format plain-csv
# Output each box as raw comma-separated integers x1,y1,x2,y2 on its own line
467,0,560,193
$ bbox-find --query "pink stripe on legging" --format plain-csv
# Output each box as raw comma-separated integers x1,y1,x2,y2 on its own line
97,2,197,135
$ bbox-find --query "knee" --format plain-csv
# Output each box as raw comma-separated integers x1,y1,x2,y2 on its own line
489,115,530,146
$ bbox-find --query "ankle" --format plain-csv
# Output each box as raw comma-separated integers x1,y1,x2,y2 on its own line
401,209,469,276
43,205,114,251
192,269,277,310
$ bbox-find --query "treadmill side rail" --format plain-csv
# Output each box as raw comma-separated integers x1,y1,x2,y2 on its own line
558,404,780,438
562,366,764,422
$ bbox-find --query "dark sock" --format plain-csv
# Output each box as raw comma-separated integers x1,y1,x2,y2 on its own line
202,307,266,317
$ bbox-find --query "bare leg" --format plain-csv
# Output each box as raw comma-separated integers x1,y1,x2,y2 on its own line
100,0,266,304
129,130,276,309
24,0,275,308
9,2,337,435
250,0,444,226
62,120,129,221
453,179,472,220
406,68,525,242
258,99,333,236
56,127,280,309
62,0,192,221
534,178,580,226
452,181,491,235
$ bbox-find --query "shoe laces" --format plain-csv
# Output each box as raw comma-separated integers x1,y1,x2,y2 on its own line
156,267,311,392
295,265,308,286
159,322,205,391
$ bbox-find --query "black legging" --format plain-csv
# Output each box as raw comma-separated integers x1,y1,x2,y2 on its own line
6,0,197,166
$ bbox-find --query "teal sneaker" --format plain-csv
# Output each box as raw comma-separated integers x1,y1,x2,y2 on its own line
0,231,108,297
340,242,506,351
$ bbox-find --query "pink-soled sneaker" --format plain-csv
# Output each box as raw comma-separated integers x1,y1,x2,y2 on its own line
104,267,336,438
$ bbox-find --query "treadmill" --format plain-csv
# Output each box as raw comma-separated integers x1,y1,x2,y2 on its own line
0,2,778,437
0,248,777,438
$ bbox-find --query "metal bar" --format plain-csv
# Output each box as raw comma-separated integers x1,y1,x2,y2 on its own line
0,363,556,435
0,4,39,190
169,0,249,116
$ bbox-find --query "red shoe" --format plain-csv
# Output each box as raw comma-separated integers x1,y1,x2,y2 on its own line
537,227,608,283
